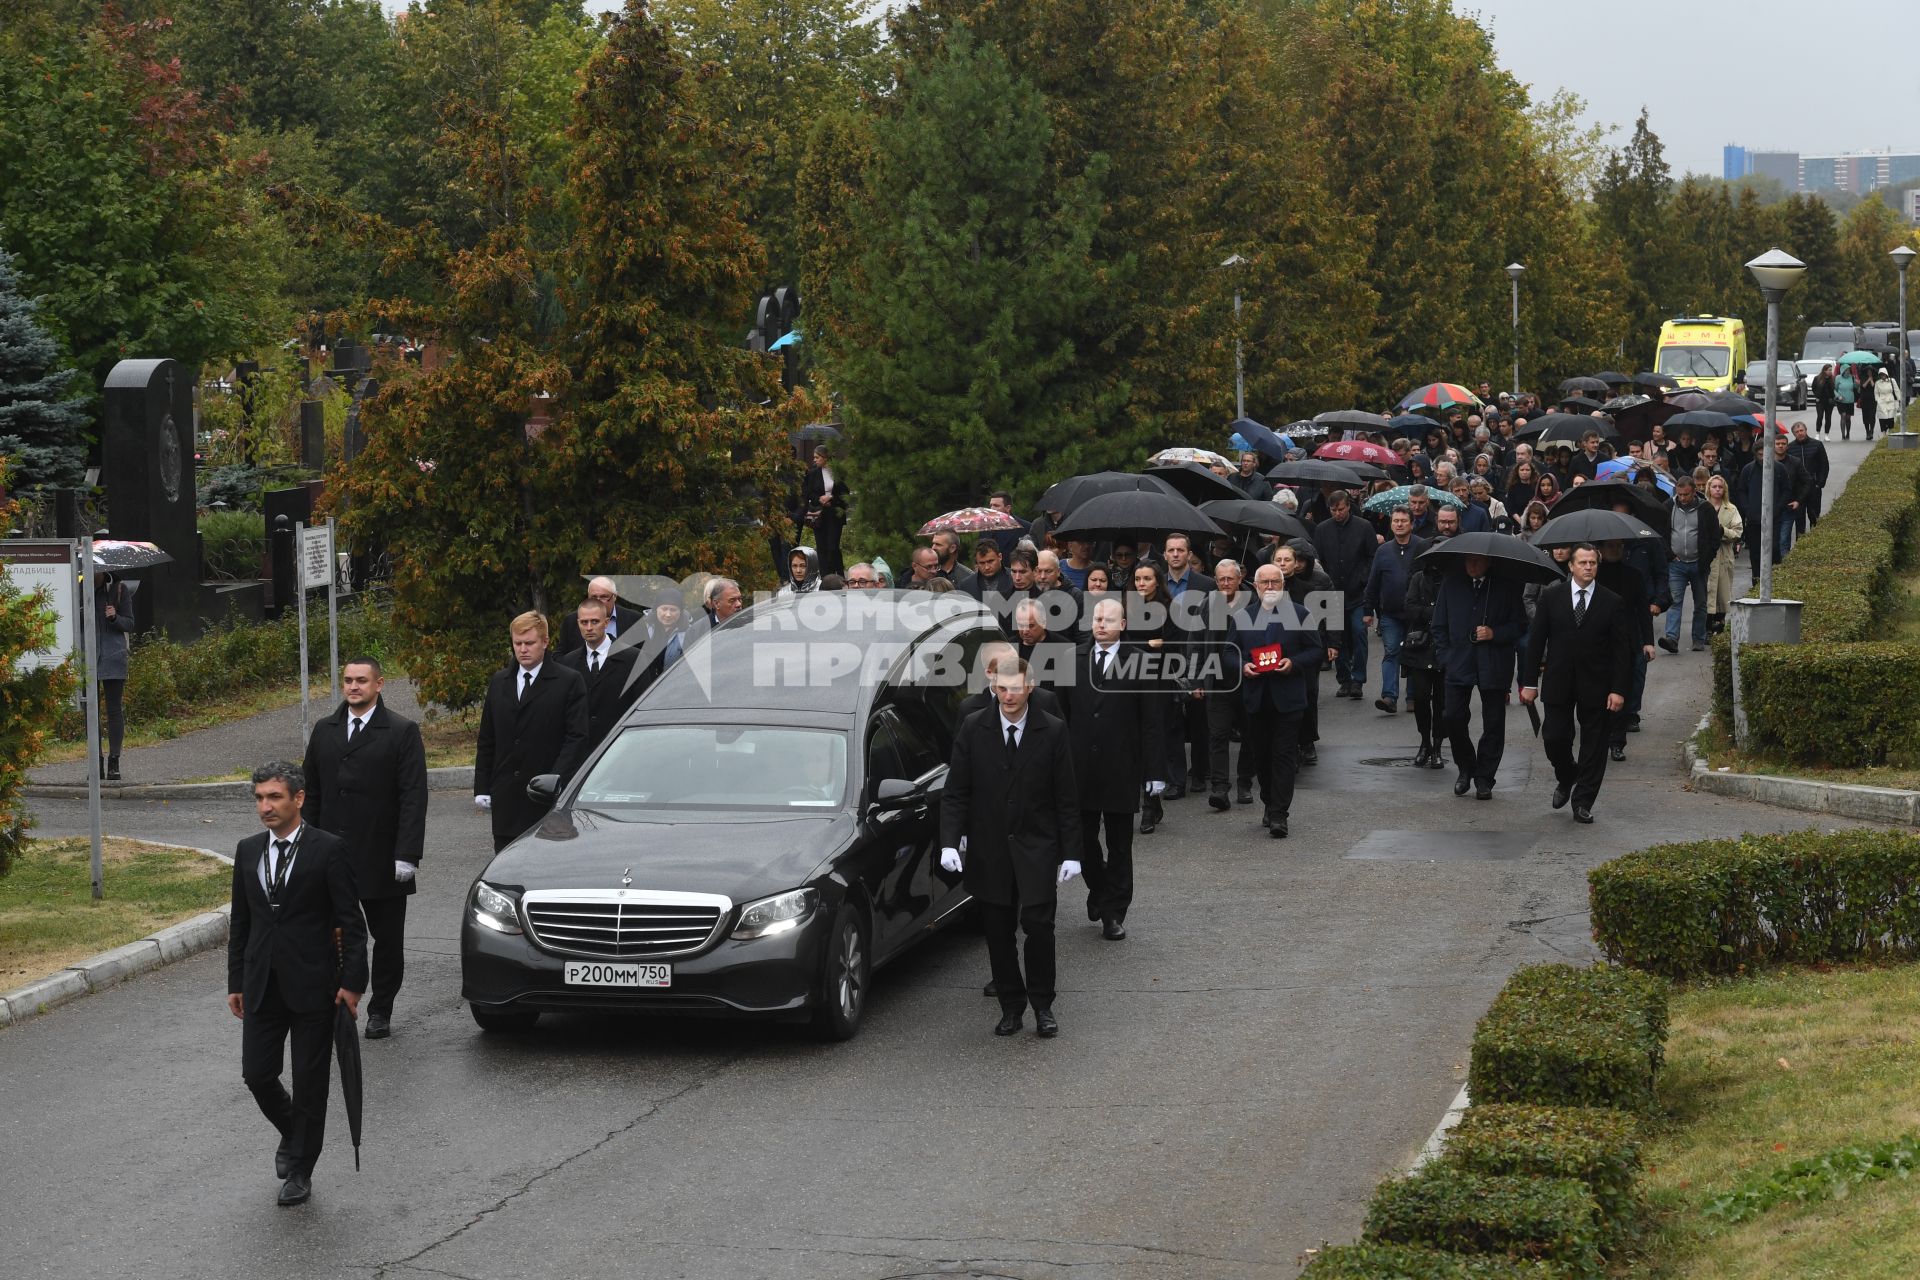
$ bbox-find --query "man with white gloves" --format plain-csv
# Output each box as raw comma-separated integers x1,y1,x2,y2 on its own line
939,655,1082,1038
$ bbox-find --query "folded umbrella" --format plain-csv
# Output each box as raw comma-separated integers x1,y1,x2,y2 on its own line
918,507,1022,536
1415,532,1564,584
1362,484,1466,514
1199,499,1309,542
332,928,364,1172
1558,375,1610,395
1544,477,1670,533
1037,470,1177,515
1147,463,1244,505
1267,459,1367,486
1050,490,1224,543
1531,507,1662,547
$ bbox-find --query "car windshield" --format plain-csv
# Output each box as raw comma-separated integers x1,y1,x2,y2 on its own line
1745,363,1791,380
574,724,849,810
1802,333,1854,361
1658,346,1732,378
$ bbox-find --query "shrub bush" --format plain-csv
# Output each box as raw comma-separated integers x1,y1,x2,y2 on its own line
1300,1242,1565,1278
1442,1105,1642,1234
1711,444,1920,761
1466,964,1667,1113
0,538,78,874
198,510,266,581
1362,1167,1602,1277
1589,829,1920,979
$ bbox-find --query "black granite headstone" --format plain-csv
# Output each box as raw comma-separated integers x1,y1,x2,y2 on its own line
263,486,313,618
102,358,200,640
299,400,325,466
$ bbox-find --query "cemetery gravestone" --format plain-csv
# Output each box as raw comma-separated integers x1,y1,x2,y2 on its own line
102,358,201,640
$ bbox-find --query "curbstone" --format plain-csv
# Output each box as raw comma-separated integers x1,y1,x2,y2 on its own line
153,908,230,964
75,939,164,993
4,969,89,1020
1683,712,1920,827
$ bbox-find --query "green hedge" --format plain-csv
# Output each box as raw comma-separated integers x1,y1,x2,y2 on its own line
1442,1105,1642,1233
1589,829,1920,979
1466,964,1667,1113
1362,1168,1602,1277
1712,443,1920,764
197,510,267,581
77,597,395,737
1301,1243,1565,1278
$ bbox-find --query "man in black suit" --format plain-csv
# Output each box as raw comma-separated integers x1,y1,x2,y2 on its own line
1059,597,1166,941
227,761,368,1208
957,642,1062,722
300,657,427,1040
474,611,590,851
555,576,643,653
940,657,1082,1038
1230,563,1326,839
1430,556,1526,800
557,597,644,768
1518,544,1636,823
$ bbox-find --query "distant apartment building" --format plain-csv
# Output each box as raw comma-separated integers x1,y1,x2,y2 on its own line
1726,145,1920,193
1723,145,1750,181
1905,189,1920,226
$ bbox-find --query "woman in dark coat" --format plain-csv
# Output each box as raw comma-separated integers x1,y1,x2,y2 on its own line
800,446,846,576
1397,552,1447,770
87,572,137,779
1129,561,1189,813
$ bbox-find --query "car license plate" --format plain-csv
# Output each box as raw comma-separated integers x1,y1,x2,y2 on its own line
564,961,671,988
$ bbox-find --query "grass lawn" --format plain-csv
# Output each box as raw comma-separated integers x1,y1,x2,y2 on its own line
1637,964,1920,1278
0,837,230,987
1693,716,1920,793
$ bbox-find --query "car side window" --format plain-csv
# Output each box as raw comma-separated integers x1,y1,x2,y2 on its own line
890,706,945,781
866,711,908,786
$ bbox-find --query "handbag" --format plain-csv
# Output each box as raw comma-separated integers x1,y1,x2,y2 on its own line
1404,628,1431,651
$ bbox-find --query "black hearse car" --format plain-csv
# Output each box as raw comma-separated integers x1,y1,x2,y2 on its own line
461,591,1004,1040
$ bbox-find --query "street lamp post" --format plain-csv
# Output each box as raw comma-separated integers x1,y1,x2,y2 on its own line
1505,263,1525,396
1893,245,1916,440
1222,254,1249,420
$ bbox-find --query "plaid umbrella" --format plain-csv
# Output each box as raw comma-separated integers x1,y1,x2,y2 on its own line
1396,382,1482,412
918,507,1022,536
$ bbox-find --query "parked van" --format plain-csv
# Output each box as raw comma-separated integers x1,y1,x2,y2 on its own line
1655,316,1749,393
1800,322,1861,364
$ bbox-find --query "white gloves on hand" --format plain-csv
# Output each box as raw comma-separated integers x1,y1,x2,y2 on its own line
1057,860,1082,885
939,847,963,873
395,861,417,883
474,795,491,811
1146,781,1166,797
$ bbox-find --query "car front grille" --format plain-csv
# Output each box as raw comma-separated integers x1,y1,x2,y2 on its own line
521,890,732,959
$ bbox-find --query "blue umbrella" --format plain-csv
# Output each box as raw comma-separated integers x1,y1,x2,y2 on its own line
768,329,803,351
1595,458,1674,495
1226,417,1293,464
1363,484,1466,515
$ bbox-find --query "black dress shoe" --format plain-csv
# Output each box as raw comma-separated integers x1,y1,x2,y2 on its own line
1475,783,1493,801
1139,813,1158,835
1609,746,1626,762
1269,818,1289,838
1087,897,1101,922
994,1011,1024,1036
983,980,1000,998
1374,697,1397,713
1301,745,1318,766
277,1173,311,1207
365,1013,391,1040
1626,716,1642,733
1551,784,1570,809
1102,918,1126,941
275,1140,293,1181
1034,1009,1059,1038
1413,747,1430,767
1164,783,1186,801
1572,804,1595,824
1453,773,1472,796
1208,791,1230,811
1235,782,1253,805
1657,636,1678,654
1426,754,1445,770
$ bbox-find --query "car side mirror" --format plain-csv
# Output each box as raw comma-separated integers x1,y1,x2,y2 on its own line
871,777,917,811
527,774,561,804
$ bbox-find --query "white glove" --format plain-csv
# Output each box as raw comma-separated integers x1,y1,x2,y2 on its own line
939,847,962,873
395,861,417,883
474,794,491,811
1057,860,1082,885
1146,781,1166,797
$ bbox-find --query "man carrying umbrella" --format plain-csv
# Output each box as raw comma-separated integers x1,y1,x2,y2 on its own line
227,761,368,1207
1430,550,1526,800
1231,451,1273,502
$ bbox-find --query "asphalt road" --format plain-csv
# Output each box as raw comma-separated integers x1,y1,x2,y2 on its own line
3,414,1876,1280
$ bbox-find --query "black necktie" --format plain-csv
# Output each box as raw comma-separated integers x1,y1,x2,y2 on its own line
269,837,292,905
348,716,362,742
1574,588,1588,626
1005,724,1018,760
590,651,601,675
521,670,533,700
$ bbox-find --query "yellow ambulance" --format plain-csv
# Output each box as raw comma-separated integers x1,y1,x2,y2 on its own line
1654,316,1748,393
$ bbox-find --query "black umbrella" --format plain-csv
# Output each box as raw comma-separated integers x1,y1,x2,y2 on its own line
1558,395,1606,414
1703,394,1763,416
792,422,842,445
1591,370,1632,386
1415,532,1564,584
1559,375,1610,395
1337,460,1398,483
1037,470,1176,515
1547,477,1670,533
1051,490,1224,542
1633,371,1679,391
1199,499,1310,542
1314,409,1392,433
1665,409,1740,433
1608,397,1680,443
1266,459,1366,485
1666,389,1711,410
1515,412,1618,447
1147,463,1244,505
1532,508,1661,547
332,929,364,1171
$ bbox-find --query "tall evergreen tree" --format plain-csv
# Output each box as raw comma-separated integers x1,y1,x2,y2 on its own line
1593,109,1675,359
824,29,1116,563
0,247,89,491
1776,194,1843,353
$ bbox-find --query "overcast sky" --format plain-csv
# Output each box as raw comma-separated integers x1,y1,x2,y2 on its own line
440,0,1919,177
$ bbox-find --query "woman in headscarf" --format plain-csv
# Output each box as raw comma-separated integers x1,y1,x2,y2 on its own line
778,545,821,595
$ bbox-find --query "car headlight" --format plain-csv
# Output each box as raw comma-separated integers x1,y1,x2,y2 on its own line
732,888,818,940
470,881,523,935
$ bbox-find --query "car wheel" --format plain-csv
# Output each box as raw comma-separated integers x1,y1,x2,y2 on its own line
810,901,870,1042
470,1002,539,1033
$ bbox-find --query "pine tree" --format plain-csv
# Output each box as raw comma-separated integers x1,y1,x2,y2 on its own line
0,246,88,491
826,29,1117,564
1594,110,1676,358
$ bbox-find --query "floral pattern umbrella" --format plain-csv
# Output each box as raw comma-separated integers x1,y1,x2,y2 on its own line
1314,438,1400,467
917,507,1022,536
1362,485,1467,514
